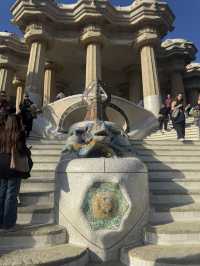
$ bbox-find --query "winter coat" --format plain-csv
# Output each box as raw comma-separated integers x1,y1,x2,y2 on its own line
0,131,29,179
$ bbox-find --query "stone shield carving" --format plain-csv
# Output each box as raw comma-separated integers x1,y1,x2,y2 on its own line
56,157,149,260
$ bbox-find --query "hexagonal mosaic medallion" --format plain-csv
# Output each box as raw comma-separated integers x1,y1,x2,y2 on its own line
82,182,130,231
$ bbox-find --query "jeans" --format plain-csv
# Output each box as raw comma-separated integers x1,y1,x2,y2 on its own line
0,178,21,228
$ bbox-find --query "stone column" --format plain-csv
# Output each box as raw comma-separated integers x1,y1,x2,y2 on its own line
25,41,46,107
81,26,104,89
13,78,24,113
171,71,186,102
85,43,102,88
0,67,14,95
136,28,161,115
24,23,50,107
43,62,56,106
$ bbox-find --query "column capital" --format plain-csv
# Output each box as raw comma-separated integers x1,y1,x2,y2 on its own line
80,25,106,46
134,27,160,49
24,23,52,48
12,76,25,88
45,61,60,72
0,54,16,71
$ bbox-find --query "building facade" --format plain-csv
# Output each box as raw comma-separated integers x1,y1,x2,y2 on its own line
0,0,200,116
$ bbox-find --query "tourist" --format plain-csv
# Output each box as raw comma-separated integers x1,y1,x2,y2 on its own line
192,95,200,126
20,94,35,137
164,94,172,113
171,94,184,128
173,105,186,141
158,104,169,133
0,114,31,230
0,91,13,118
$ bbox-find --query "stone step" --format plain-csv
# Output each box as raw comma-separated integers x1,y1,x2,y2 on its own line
145,222,200,245
149,171,200,181
0,224,66,251
150,203,200,224
146,162,200,171
31,149,61,155
132,140,200,146
151,188,200,195
136,149,200,156
21,180,55,192
0,244,88,266
140,155,200,162
32,155,61,163
30,145,63,150
124,244,200,266
19,191,54,206
30,171,55,179
150,181,200,191
29,140,66,145
151,193,200,204
17,204,54,225
87,262,125,266
32,162,58,171
134,145,200,151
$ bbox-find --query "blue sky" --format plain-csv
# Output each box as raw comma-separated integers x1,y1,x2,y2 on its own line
0,0,200,61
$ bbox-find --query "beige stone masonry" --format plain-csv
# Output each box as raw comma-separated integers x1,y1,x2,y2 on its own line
136,28,161,115
43,62,56,106
25,41,46,107
81,26,104,89
0,67,15,100
13,77,25,113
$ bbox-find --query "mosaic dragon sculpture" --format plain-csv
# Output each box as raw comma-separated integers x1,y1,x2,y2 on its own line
63,81,133,158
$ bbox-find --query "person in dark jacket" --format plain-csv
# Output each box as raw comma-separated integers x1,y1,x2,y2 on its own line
174,105,186,141
0,114,27,230
20,94,34,137
158,104,169,132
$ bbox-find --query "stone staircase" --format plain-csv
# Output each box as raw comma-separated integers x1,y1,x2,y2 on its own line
0,139,89,266
146,117,200,140
1,121,200,265
121,140,200,266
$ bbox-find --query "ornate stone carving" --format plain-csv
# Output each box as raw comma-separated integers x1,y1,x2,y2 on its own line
186,63,200,73
80,25,105,46
25,23,51,47
82,182,129,231
135,27,159,48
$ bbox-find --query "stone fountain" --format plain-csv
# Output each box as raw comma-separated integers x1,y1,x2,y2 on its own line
55,81,149,262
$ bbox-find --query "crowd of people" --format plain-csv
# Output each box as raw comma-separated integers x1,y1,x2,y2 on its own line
0,91,34,230
158,93,200,141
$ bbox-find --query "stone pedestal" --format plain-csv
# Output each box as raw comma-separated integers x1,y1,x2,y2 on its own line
140,45,161,115
43,62,56,106
25,41,46,107
56,157,149,262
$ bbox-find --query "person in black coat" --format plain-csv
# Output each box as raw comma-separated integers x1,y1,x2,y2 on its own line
158,104,169,132
0,114,28,230
20,94,34,137
173,105,186,141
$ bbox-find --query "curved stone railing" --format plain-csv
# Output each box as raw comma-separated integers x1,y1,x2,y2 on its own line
33,94,158,140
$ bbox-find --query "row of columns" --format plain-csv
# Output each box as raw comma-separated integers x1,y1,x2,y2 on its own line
0,25,187,116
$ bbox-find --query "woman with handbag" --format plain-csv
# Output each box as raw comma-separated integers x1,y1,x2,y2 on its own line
0,114,32,230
